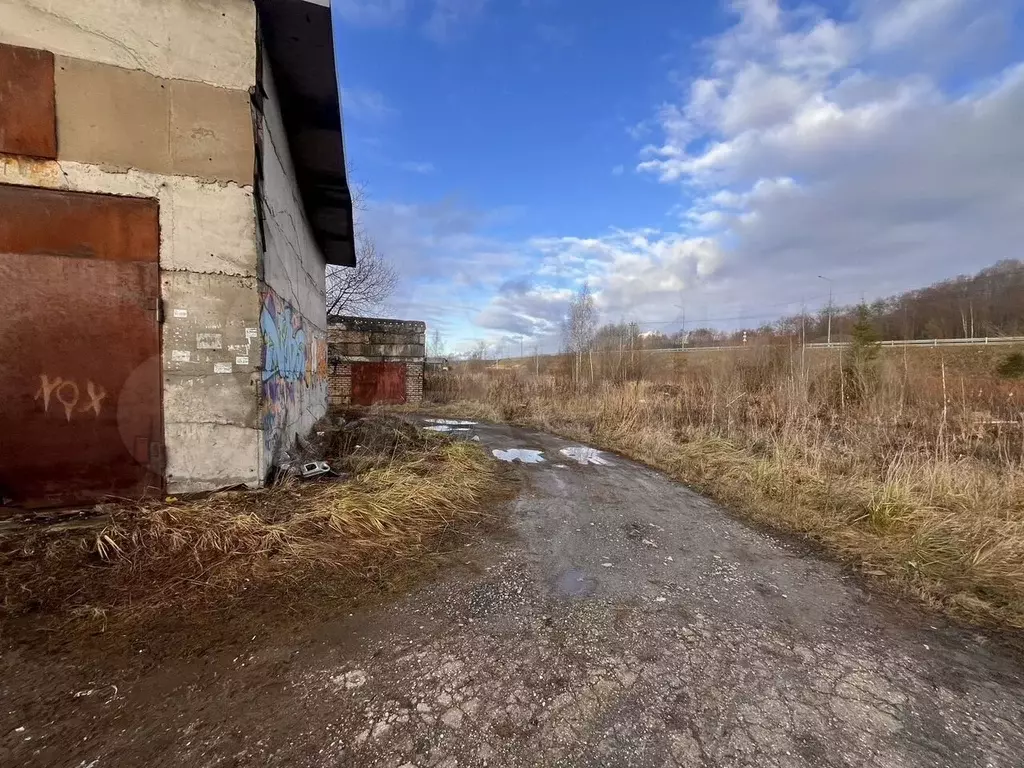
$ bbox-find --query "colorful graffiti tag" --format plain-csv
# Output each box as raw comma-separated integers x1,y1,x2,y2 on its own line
261,291,327,385
260,290,328,465
262,293,306,382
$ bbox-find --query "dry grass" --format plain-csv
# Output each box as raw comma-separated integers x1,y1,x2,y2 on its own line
426,349,1024,629
1,427,509,637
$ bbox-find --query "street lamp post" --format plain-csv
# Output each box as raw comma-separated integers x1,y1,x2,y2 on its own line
818,275,833,346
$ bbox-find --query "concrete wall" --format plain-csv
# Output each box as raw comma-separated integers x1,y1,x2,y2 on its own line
0,0,264,494
0,0,256,90
328,318,426,406
256,51,330,477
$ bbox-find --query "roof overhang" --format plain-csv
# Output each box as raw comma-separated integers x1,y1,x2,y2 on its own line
255,0,356,267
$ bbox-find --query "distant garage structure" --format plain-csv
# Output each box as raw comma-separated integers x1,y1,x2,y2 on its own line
328,317,425,406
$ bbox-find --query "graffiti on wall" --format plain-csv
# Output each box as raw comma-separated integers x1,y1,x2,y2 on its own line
260,290,327,464
35,374,107,421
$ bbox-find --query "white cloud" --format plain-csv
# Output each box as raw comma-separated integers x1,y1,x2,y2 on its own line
470,229,726,343
634,0,1024,312
352,0,1024,349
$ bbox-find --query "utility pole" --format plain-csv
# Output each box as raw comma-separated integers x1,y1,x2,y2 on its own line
675,291,687,351
818,275,833,346
800,298,806,375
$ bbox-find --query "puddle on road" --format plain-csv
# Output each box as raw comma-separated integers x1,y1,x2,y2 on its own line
492,448,545,463
556,569,596,597
425,418,478,426
425,425,471,432
560,446,612,466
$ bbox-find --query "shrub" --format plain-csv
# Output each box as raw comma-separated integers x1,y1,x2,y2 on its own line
996,351,1024,379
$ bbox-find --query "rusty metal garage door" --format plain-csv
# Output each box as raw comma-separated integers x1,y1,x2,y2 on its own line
351,362,407,406
0,185,163,508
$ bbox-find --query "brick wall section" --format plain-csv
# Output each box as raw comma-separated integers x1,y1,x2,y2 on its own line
328,316,425,405
405,362,424,404
328,362,352,408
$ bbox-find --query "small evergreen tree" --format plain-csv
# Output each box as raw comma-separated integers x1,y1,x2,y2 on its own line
850,304,881,364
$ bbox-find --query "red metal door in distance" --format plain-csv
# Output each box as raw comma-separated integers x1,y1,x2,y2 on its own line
351,362,407,405
0,185,163,507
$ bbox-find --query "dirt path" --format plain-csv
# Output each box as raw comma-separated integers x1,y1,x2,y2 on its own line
4,421,1024,767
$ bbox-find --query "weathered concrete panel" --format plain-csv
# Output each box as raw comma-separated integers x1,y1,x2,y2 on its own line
161,271,261,380
169,78,254,184
55,57,171,174
257,52,329,475
164,422,259,493
163,178,257,275
163,371,258,427
0,42,56,159
0,157,258,277
0,0,256,91
55,57,254,184
161,270,261,485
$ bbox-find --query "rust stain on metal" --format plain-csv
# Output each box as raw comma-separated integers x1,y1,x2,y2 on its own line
0,185,158,263
351,362,407,406
0,42,57,159
0,154,65,188
0,186,163,508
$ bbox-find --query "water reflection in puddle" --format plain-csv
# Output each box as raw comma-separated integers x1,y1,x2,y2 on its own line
492,448,545,463
556,569,595,596
560,446,611,466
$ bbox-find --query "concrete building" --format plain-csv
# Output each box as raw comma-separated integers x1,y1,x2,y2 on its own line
328,317,426,406
0,0,356,506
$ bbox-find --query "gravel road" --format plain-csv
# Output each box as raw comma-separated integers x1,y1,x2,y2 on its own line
3,420,1023,767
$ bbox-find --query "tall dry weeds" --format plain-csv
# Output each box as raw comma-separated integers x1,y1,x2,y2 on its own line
428,348,1024,628
1,440,507,628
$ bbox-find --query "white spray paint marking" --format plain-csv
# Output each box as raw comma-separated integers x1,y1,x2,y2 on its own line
425,418,478,426
560,446,612,466
172,308,188,318
213,362,233,374
171,350,191,362
492,448,545,464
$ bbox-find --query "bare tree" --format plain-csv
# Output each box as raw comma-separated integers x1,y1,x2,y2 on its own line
326,176,398,317
326,233,398,316
562,283,598,384
428,328,446,358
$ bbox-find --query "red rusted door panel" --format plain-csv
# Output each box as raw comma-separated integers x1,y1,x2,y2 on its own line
0,185,162,507
351,363,407,406
0,43,57,159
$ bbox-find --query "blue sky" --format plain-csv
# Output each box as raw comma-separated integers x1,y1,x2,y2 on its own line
332,0,1024,354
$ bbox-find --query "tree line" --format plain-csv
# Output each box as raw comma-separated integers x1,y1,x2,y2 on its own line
588,259,1024,351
